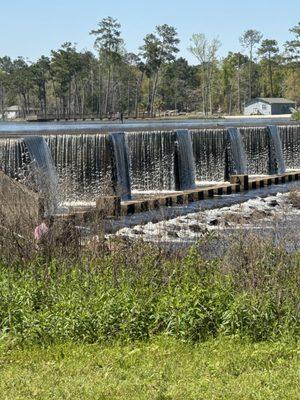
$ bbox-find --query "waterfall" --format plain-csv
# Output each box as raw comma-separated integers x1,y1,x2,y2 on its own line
279,125,300,171
267,125,286,174
109,132,132,200
174,130,196,191
191,128,227,182
240,127,270,176
126,130,175,191
0,125,299,203
46,134,112,202
0,138,26,180
227,128,247,175
23,136,58,214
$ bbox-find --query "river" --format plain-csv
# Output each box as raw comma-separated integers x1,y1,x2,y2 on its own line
0,116,294,135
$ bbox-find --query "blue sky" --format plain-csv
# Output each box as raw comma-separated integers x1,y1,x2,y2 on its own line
0,0,299,63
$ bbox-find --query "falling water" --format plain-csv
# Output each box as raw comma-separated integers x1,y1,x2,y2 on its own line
279,125,300,170
0,137,27,180
267,125,286,174
174,130,196,190
227,128,248,175
0,125,299,203
126,130,175,191
23,136,59,214
240,127,269,175
109,132,132,200
45,133,112,203
191,128,227,182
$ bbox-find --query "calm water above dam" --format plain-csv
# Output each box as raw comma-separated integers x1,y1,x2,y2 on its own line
0,117,294,135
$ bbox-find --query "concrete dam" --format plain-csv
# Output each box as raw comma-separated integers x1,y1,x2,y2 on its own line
0,124,299,215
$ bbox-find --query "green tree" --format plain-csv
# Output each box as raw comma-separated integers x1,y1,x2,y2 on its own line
31,56,51,117
240,29,263,99
284,22,300,104
90,16,124,116
140,24,179,117
222,52,248,114
188,34,221,114
126,53,146,117
10,57,35,116
284,22,300,66
0,57,13,119
51,42,84,117
159,57,197,112
257,39,279,96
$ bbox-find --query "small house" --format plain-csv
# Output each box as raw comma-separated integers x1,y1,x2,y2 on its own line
1,105,41,120
4,105,22,120
244,98,296,116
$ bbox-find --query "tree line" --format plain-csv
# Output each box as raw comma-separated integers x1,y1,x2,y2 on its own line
0,17,299,119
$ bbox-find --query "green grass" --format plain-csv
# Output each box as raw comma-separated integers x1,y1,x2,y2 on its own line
0,337,299,400
0,236,299,398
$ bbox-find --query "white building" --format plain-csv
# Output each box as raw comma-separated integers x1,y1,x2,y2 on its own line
0,105,41,120
4,105,22,119
244,98,296,116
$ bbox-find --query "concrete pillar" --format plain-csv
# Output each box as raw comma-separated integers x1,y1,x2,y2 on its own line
230,175,249,190
96,196,121,217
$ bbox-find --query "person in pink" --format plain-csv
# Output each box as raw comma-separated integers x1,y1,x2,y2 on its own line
34,220,49,240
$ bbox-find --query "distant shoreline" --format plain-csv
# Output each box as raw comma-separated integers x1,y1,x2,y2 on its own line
0,113,293,124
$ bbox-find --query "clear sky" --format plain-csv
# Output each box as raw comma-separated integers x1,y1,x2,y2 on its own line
0,0,299,64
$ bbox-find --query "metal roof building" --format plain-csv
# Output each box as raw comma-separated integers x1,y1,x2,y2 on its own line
244,97,296,115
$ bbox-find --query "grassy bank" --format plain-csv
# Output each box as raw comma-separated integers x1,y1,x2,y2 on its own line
0,337,299,400
0,233,299,398
0,236,299,345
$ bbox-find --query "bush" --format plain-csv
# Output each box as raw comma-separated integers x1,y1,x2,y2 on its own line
291,111,300,121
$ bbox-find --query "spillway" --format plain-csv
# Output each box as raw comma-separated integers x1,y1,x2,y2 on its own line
23,136,58,214
267,125,286,174
174,130,196,191
0,124,299,204
227,127,248,175
109,132,131,200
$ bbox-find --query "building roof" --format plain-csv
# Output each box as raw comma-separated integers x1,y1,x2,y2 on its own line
5,105,40,112
6,105,21,111
259,97,296,104
247,97,296,105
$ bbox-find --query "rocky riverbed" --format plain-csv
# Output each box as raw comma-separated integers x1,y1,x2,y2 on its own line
113,188,300,249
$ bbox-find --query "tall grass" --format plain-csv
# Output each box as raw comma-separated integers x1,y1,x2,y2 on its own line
0,234,299,345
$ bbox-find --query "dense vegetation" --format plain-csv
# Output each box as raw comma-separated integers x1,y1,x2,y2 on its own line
1,207,299,398
0,235,299,345
1,231,299,398
0,18,300,119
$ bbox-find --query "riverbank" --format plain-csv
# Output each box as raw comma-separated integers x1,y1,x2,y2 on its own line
1,231,298,344
1,193,299,399
0,234,299,399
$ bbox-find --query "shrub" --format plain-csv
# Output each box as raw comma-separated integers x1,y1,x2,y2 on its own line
291,111,300,121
